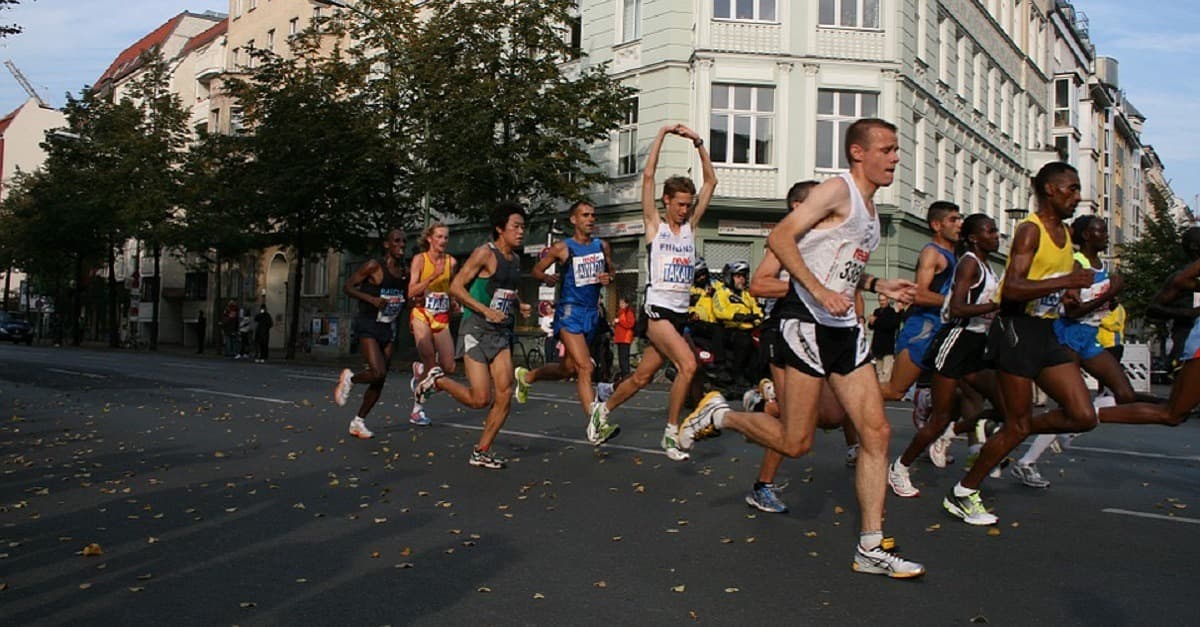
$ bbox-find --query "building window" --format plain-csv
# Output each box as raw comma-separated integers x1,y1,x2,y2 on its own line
714,0,777,22
303,256,328,296
956,37,968,97
935,134,947,199
711,84,775,166
248,0,256,10
184,272,208,301
913,114,927,192
818,0,880,29
267,29,275,52
289,18,299,36
233,0,242,18
617,96,639,176
619,0,641,43
815,89,878,170
1053,77,1073,128
1000,82,1011,135
246,39,255,68
937,17,952,83
972,52,983,111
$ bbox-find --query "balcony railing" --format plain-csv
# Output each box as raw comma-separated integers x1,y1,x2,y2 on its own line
814,26,886,61
710,20,782,54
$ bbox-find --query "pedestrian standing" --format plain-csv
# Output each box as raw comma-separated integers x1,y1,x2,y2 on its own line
254,305,272,363
868,294,900,383
223,300,238,357
613,296,635,379
238,308,252,359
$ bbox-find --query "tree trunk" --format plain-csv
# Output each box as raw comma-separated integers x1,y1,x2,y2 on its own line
2,263,11,311
286,242,304,361
107,243,119,348
213,254,222,353
72,256,83,346
150,246,161,350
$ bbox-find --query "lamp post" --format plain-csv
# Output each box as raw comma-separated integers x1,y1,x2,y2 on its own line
1005,207,1029,238
313,0,431,230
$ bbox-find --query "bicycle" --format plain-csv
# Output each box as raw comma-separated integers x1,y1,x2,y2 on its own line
512,334,544,370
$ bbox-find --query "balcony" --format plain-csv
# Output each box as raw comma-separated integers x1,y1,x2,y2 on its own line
814,27,886,61
713,165,778,198
195,65,222,83
710,20,782,54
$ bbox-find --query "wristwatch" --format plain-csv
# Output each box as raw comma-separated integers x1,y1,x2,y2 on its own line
693,138,704,148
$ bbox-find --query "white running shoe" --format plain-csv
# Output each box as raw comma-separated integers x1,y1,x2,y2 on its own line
928,424,955,468
412,366,443,404
678,391,728,450
887,459,920,498
1010,462,1050,488
742,388,762,412
348,417,373,439
333,368,353,407
845,444,860,467
661,426,690,461
852,539,926,578
911,388,932,429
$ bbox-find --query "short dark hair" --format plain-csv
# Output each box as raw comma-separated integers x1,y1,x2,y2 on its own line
957,213,994,256
491,202,526,240
1032,162,1078,200
1071,214,1101,245
568,200,594,216
926,201,960,227
844,118,898,164
786,180,820,209
663,175,696,199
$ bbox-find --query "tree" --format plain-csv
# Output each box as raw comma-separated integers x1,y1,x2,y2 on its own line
347,0,634,223
0,0,23,39
1116,184,1190,329
223,27,397,359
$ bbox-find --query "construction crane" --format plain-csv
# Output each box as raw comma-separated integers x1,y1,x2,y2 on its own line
4,60,51,108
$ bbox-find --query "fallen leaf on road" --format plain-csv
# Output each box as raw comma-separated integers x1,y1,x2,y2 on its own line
724,587,739,593
370,551,380,558
128,587,145,593
79,583,92,590
81,543,103,557
671,584,686,593
136,574,152,581
533,592,545,599
593,581,607,588
986,528,1000,536
239,601,256,608
834,506,845,514
925,524,941,532
477,586,492,593
970,614,988,623
720,538,734,544
400,547,411,557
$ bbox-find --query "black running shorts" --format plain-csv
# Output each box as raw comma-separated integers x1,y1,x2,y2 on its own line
984,314,1073,379
636,304,689,340
925,326,991,379
779,318,871,378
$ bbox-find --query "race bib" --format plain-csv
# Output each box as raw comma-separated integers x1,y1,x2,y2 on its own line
424,291,450,314
657,256,694,292
572,252,605,287
376,288,405,323
826,245,869,298
1029,271,1068,318
489,288,517,315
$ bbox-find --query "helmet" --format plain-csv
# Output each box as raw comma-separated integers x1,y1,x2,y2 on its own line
694,257,709,273
724,260,750,286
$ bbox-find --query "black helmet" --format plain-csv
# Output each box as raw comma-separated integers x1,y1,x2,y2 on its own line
694,257,709,273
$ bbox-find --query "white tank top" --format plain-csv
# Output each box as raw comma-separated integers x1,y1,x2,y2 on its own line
940,252,999,334
792,173,880,327
645,222,695,313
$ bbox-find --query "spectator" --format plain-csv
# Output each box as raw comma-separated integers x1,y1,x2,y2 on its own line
868,294,901,383
712,261,762,386
195,310,206,354
237,308,252,359
222,300,239,357
254,305,273,363
613,295,636,379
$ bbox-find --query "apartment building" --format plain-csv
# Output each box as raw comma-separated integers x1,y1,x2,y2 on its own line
577,0,1061,301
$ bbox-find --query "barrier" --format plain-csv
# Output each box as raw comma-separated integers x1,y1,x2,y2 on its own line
1082,342,1152,393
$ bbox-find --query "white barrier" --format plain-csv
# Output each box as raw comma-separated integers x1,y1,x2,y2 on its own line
1082,342,1152,393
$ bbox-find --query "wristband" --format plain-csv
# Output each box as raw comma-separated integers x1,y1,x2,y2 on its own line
868,276,879,293
693,138,704,148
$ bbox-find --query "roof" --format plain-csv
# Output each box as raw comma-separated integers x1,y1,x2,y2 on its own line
0,103,23,137
179,18,228,57
94,13,187,88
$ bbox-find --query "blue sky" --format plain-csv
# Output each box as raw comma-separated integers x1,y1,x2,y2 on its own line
0,0,1195,213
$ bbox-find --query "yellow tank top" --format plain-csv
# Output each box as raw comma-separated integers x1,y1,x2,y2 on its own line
419,252,453,293
1001,213,1075,319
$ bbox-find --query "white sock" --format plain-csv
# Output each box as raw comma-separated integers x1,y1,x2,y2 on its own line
859,530,883,550
1019,433,1057,465
412,401,423,412
893,457,909,471
713,407,728,430
953,482,976,498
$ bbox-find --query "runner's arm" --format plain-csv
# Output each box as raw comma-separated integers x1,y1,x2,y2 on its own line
766,178,848,314
344,259,384,310
749,250,788,299
531,241,568,285
641,125,674,242
450,247,504,322
672,124,717,227
911,246,949,308
601,239,616,285
999,222,1093,301
947,256,997,319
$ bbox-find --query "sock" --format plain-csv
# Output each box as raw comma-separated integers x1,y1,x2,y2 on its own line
753,481,770,491
713,407,728,430
475,444,489,453
413,401,423,412
859,530,883,550
1019,433,1057,465
893,457,908,471
953,482,976,498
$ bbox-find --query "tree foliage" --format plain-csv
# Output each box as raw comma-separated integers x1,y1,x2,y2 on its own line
0,0,23,39
1116,184,1191,324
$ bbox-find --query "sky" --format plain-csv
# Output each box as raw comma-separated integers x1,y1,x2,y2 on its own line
0,0,1196,212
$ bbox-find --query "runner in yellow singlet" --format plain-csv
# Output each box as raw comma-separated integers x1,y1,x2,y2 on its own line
407,223,458,426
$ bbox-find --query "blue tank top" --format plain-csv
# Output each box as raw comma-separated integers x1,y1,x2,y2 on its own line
910,243,957,317
560,237,605,308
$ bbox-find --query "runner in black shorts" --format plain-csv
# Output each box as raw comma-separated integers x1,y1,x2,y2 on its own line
678,119,926,578
333,229,408,440
888,214,1004,497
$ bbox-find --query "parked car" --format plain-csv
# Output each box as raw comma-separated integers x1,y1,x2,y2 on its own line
0,311,34,345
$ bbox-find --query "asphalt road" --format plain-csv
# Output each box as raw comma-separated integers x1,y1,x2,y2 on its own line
1,344,1197,626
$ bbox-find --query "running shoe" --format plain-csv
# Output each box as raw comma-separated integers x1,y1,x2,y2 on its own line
595,382,614,402
845,444,860,467
745,483,788,513
928,424,955,468
586,402,620,445
758,378,777,404
348,417,373,440
887,459,920,498
1010,462,1050,488
943,489,998,526
410,407,431,427
412,366,444,404
661,427,690,462
1050,433,1079,454
333,368,354,407
852,540,926,578
469,448,506,469
741,388,762,412
678,391,728,450
514,366,531,403
911,387,932,429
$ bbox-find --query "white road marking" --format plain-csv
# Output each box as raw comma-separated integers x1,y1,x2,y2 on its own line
525,393,662,412
439,421,668,457
183,388,293,404
163,361,219,371
46,368,107,380
288,374,337,382
1062,445,1200,463
1102,508,1200,525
